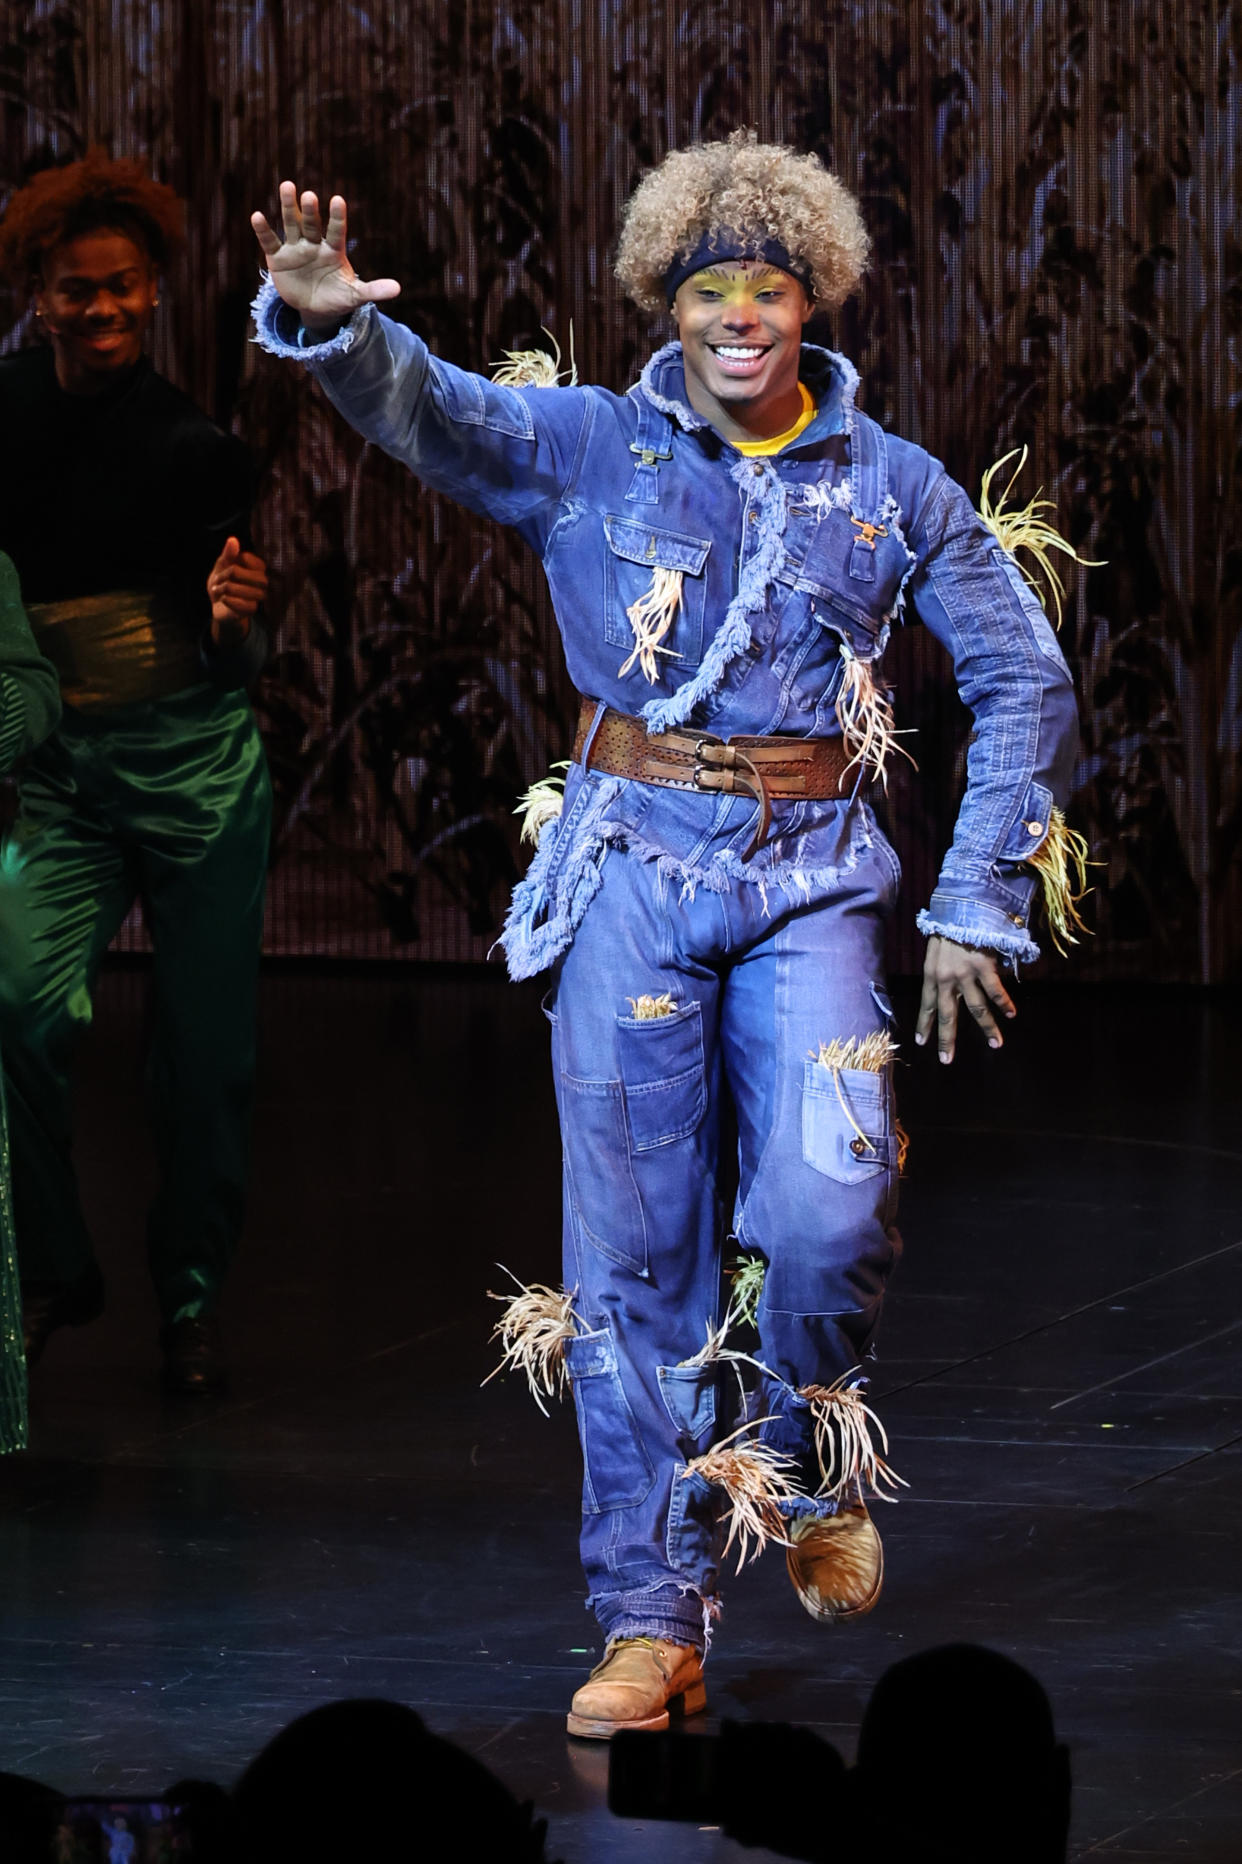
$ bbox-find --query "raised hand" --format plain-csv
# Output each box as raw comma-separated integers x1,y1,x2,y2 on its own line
250,183,400,331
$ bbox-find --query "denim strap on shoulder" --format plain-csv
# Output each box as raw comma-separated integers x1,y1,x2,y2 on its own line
847,410,892,582
625,394,676,505
848,408,889,521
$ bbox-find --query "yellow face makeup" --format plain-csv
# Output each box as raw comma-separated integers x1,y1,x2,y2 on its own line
683,264,797,309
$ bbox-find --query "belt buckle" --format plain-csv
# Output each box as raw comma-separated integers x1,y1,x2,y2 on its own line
691,734,721,789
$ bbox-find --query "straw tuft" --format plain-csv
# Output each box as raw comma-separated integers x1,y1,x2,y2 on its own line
977,446,1104,630
799,1373,908,1504
835,647,916,790
483,1267,580,1416
619,568,686,683
681,1420,804,1571
514,762,570,845
1025,805,1093,954
627,991,676,1019
813,1032,898,1075
489,325,577,390
728,1253,767,1330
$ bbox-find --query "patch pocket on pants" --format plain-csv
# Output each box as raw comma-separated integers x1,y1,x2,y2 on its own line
566,1327,656,1513
658,1363,716,1442
616,1000,706,1151
562,1075,648,1275
802,1062,891,1184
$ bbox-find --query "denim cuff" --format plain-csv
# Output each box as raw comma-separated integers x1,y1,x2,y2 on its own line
592,1585,709,1653
778,1490,859,1521
917,887,1041,967
249,276,369,360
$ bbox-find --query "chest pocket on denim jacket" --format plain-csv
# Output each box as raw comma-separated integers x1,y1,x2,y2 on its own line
603,515,711,665
793,509,908,656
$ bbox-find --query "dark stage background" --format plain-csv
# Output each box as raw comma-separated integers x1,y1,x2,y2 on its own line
2,1,1239,979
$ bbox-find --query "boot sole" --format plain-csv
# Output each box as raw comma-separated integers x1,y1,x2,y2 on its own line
566,1679,707,1740
786,1534,884,1623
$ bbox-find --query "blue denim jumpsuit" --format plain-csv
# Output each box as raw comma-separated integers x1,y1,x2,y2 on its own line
255,286,1079,1649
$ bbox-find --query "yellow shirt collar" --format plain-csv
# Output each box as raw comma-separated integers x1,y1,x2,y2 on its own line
732,382,816,456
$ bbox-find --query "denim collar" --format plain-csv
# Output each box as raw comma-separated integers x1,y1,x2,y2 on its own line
635,340,859,447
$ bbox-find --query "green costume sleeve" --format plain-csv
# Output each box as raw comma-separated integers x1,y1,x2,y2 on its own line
0,551,61,771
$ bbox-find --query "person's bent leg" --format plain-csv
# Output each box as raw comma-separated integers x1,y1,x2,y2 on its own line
134,689,271,1352
724,831,903,1617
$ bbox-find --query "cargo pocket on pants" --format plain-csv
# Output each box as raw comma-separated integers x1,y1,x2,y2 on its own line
801,1061,893,1183
616,999,706,1151
566,1327,656,1513
561,1073,649,1275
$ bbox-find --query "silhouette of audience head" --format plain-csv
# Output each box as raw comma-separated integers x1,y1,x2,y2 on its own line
232,1697,553,1862
854,1643,1071,1862
0,1770,66,1864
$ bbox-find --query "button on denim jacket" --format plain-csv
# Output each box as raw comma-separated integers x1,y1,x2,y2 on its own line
254,284,1079,974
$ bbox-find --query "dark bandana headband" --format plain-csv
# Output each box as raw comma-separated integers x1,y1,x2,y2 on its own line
663,231,815,304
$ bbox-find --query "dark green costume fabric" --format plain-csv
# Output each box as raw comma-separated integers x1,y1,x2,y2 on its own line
0,347,271,1332
0,687,271,1322
0,552,64,1453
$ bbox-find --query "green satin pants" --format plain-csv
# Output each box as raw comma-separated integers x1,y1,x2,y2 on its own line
0,684,272,1324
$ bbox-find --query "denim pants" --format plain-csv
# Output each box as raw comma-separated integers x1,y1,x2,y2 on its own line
546,809,902,1651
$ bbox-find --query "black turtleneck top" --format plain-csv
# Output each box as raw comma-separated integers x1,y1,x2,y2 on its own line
0,344,266,685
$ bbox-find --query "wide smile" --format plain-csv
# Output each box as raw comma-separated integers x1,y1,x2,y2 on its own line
708,343,772,378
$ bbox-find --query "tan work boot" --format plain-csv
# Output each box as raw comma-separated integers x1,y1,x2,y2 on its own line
785,1503,884,1622
566,1636,706,1739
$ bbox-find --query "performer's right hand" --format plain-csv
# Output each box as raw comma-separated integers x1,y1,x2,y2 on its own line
250,182,400,332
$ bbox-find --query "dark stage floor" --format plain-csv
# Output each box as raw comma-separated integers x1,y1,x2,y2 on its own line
1,968,1239,1860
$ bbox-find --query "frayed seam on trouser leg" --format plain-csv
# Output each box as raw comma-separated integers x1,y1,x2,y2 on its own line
590,1581,712,1654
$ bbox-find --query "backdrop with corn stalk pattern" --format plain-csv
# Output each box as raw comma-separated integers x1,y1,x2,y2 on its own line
3,0,1239,978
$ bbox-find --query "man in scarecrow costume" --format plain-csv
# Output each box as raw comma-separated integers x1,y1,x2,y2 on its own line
0,154,271,1394
250,134,1081,1736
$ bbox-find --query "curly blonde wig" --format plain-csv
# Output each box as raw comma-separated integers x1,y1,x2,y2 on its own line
0,148,185,287
615,131,869,315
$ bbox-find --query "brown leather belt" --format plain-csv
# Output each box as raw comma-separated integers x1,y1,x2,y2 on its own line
572,700,858,859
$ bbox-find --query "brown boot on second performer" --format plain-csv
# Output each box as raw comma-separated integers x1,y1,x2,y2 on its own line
786,1503,884,1622
567,1636,706,1739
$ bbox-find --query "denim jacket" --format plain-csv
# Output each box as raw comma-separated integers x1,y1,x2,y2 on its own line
253,283,1079,972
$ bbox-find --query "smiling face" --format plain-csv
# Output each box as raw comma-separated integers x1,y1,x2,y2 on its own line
672,259,813,442
35,229,159,394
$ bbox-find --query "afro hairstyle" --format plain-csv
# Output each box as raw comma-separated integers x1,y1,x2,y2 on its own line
615,130,869,315
0,148,185,288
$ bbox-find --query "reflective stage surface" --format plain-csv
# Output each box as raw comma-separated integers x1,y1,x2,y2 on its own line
1,969,1239,1861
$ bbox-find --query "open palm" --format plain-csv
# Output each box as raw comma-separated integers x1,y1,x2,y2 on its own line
250,182,400,329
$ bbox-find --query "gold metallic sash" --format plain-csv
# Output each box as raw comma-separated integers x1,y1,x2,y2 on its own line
27,590,205,711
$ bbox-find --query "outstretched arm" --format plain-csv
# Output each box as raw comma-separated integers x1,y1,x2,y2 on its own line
249,182,590,541
250,183,401,331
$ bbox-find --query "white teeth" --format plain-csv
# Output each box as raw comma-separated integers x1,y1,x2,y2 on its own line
715,346,765,360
